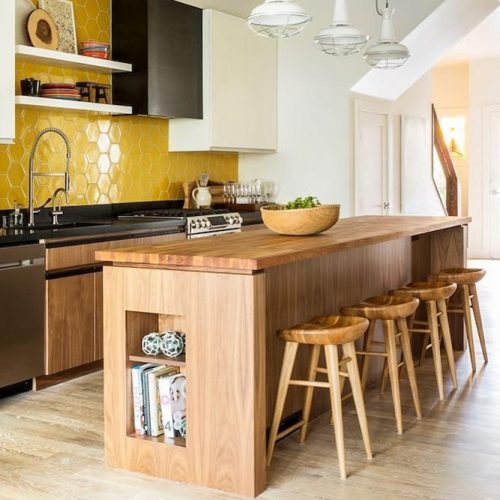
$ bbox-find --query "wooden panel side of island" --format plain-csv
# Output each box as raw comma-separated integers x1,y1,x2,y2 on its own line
103,265,267,497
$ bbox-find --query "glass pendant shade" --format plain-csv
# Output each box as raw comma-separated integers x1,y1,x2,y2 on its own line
247,0,312,39
315,0,369,56
365,7,410,69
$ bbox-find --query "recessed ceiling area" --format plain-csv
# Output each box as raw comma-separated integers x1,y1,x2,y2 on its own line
176,0,259,18
438,6,500,65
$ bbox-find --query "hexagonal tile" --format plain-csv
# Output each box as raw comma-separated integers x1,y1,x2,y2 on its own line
97,174,111,194
109,123,121,144
109,144,121,164
86,123,100,143
85,143,100,165
85,164,100,184
97,133,111,153
98,154,111,173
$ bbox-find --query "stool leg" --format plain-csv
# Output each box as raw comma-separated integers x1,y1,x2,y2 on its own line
343,341,373,460
360,320,376,391
398,318,422,419
300,344,321,444
419,333,430,367
461,284,477,372
324,345,346,480
267,342,298,466
470,283,488,364
427,301,445,401
380,359,389,394
437,299,458,390
383,320,403,434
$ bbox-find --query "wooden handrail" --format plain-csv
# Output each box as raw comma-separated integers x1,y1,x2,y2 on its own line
432,105,459,216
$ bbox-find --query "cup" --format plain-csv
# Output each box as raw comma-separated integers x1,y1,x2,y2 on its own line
20,78,41,97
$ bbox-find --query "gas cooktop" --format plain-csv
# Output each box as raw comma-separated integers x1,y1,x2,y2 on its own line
118,208,230,220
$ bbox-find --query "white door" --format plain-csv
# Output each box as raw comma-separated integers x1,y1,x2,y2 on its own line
486,107,500,258
355,101,390,215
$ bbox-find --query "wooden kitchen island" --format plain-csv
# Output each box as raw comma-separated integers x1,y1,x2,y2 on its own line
96,215,470,497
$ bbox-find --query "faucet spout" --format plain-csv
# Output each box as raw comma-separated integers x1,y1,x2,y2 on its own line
28,128,71,227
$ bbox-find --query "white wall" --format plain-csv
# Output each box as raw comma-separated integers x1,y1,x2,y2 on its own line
468,59,500,257
239,0,445,214
392,72,444,215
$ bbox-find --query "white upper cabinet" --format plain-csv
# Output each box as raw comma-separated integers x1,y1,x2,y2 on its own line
0,0,15,144
169,9,278,153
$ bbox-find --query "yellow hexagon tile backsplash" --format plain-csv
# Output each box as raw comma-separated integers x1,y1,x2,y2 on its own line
0,0,238,209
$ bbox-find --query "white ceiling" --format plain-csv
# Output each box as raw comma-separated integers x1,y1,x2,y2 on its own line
438,6,500,65
176,0,259,18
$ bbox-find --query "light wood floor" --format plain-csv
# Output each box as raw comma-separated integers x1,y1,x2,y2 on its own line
1,260,499,499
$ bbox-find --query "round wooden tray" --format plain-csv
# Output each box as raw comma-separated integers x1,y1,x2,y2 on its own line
27,9,59,50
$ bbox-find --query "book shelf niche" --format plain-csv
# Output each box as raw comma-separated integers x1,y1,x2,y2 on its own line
126,311,186,447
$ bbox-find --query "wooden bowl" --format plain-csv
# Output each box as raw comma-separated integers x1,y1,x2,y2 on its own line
260,204,340,236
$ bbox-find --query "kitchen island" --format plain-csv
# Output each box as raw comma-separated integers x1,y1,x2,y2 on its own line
96,215,470,497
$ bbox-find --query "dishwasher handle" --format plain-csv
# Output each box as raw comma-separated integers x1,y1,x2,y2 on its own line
0,257,45,271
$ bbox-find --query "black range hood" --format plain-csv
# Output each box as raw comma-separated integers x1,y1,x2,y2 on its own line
112,0,203,119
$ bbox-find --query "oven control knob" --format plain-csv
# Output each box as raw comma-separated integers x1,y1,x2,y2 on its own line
190,220,197,228
237,216,243,224
205,219,212,228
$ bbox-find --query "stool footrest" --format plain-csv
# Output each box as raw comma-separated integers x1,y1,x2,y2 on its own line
409,328,431,334
276,420,306,441
356,351,388,357
289,380,330,389
371,340,386,346
448,309,465,314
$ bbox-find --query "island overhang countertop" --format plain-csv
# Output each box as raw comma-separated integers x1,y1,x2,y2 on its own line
95,215,471,271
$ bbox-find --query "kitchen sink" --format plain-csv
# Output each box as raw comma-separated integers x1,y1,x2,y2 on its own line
31,221,110,230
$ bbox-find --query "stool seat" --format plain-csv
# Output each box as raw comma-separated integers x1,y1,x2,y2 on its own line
392,281,457,302
342,295,419,321
280,316,369,345
433,268,486,285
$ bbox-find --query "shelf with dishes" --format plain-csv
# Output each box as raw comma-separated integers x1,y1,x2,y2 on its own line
15,44,132,73
15,95,132,115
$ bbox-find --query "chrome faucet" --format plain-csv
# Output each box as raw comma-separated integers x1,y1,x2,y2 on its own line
50,187,69,225
28,128,71,227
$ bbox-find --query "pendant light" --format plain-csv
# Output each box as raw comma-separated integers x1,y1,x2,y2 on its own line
365,0,410,70
247,0,312,39
315,0,369,56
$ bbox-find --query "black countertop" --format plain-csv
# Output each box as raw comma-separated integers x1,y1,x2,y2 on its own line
0,201,263,248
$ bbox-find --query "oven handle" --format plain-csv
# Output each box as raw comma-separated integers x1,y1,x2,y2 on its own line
0,257,45,271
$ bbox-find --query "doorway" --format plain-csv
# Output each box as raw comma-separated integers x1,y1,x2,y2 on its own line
484,105,500,258
354,100,392,216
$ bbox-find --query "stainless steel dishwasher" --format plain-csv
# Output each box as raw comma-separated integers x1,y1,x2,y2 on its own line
0,243,45,389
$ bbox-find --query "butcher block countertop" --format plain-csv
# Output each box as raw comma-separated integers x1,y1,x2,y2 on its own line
95,215,470,271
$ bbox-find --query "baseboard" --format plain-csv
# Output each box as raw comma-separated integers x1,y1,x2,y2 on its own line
33,360,103,391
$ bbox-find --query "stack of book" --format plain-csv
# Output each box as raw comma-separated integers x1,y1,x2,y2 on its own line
132,364,187,439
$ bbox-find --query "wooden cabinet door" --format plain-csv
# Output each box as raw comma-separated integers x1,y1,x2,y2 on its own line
46,272,95,375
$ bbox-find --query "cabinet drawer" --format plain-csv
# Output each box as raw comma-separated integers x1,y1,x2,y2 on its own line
46,232,184,270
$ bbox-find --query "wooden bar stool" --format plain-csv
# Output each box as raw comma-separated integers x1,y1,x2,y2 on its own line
391,282,458,400
342,296,421,434
431,268,487,372
267,316,373,480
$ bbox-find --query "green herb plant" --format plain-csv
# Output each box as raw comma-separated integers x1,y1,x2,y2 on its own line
285,196,321,210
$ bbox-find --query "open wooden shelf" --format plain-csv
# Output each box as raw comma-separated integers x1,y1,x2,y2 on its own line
128,353,186,367
15,44,132,73
15,96,132,115
127,433,186,448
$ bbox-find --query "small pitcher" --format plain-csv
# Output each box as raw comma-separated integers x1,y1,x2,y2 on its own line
192,186,212,208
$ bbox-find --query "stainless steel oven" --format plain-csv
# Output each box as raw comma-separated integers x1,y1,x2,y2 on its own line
0,244,45,389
